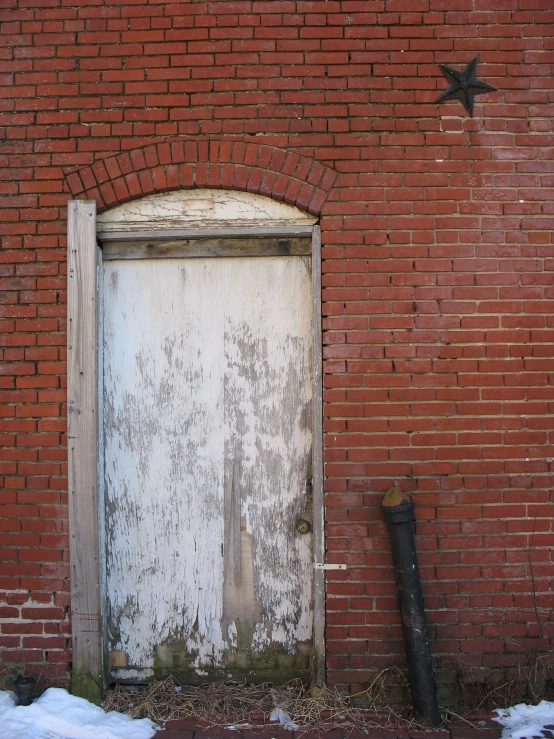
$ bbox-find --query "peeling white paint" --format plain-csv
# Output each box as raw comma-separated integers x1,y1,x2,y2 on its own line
251,622,271,654
113,668,154,681
97,189,317,233
103,256,313,676
227,621,238,651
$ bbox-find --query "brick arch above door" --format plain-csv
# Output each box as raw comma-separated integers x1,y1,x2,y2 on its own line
65,140,338,217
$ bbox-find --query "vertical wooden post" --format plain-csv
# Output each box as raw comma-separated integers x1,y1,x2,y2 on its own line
311,225,326,688
67,200,104,702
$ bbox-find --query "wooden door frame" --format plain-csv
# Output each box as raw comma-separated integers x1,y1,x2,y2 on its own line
67,197,325,701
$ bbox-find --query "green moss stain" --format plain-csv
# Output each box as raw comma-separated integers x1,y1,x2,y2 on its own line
72,671,103,705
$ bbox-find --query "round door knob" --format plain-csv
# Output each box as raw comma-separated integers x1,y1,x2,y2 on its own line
296,519,311,535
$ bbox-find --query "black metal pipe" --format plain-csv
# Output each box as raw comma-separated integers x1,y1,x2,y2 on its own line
381,490,440,727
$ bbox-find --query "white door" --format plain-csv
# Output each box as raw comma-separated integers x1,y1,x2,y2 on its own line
103,255,314,683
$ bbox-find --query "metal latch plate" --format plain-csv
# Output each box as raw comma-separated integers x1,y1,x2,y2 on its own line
314,563,347,570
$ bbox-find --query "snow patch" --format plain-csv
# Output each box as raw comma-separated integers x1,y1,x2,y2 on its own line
494,700,554,739
0,687,158,739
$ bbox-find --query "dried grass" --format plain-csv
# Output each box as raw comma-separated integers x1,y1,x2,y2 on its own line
0,665,19,692
454,657,554,713
102,669,420,734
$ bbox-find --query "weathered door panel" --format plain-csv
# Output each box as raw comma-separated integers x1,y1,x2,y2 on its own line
103,256,313,683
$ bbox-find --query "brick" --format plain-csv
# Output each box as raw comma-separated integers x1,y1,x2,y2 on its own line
0,1,552,701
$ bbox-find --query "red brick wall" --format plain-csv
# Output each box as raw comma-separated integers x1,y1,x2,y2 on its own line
1,0,553,702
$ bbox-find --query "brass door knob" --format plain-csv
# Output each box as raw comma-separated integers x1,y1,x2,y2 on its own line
296,519,311,535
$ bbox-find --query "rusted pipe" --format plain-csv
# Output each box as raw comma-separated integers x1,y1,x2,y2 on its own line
381,486,440,727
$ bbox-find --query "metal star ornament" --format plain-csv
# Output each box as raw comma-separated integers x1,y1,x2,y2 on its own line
436,57,497,117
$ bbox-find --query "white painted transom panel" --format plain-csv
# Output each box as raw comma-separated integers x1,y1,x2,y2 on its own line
97,189,317,233
103,255,314,682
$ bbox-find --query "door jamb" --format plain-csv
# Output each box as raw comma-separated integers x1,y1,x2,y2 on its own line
67,200,103,703
67,198,325,697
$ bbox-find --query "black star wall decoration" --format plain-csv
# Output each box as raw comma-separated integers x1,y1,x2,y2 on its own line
436,56,498,117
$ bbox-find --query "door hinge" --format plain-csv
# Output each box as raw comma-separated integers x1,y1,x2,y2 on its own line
314,563,347,570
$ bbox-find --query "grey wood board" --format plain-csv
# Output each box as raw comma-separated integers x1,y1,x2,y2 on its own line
102,236,311,260
98,225,315,241
310,225,325,687
67,200,103,684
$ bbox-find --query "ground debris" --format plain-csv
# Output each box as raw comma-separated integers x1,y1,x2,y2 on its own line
102,670,418,735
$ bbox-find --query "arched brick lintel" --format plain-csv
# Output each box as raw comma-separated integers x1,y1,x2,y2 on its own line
66,140,338,217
